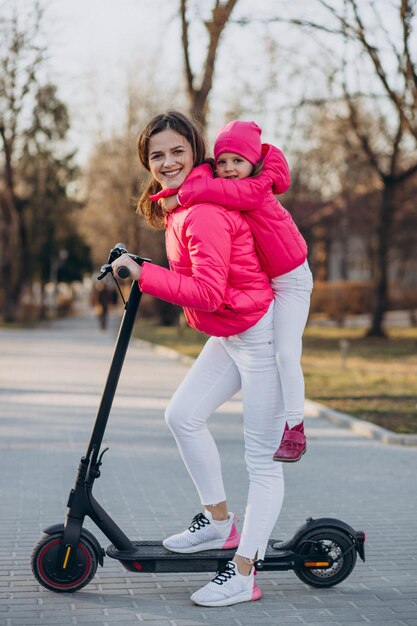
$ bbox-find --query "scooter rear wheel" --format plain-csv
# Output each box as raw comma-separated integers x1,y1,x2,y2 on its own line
294,527,357,588
31,532,98,592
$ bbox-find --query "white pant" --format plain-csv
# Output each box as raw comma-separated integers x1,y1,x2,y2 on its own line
271,261,313,422
165,303,285,560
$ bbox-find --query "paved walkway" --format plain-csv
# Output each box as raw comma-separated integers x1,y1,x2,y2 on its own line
0,312,416,626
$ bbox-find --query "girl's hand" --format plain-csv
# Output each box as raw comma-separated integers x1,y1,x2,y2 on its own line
111,253,142,281
159,195,179,213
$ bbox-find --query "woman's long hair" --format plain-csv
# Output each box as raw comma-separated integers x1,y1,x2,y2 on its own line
137,111,207,229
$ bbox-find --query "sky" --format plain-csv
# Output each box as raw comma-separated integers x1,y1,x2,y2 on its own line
18,0,316,162
42,0,181,160
5,0,406,165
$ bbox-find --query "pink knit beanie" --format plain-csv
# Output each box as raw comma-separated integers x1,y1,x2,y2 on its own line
214,120,262,165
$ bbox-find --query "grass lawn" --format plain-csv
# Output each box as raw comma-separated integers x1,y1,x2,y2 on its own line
134,321,417,434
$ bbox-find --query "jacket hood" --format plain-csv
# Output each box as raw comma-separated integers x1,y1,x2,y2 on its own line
261,143,291,195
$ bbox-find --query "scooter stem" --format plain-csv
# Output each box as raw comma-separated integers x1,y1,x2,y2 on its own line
86,280,142,463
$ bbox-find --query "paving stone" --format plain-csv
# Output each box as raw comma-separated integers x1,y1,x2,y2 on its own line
0,314,417,626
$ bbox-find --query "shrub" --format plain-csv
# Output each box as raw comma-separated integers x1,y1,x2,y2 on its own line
310,280,374,323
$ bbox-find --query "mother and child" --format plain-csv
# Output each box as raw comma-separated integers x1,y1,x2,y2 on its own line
111,111,313,607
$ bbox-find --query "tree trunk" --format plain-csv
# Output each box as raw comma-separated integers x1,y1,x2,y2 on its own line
180,0,239,129
367,180,394,337
0,237,16,323
0,190,20,321
190,92,209,130
16,200,31,296
0,129,23,321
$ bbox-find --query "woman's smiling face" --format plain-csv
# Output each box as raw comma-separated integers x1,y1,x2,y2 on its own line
148,129,194,189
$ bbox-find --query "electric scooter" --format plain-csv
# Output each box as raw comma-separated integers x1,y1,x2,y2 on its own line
31,243,365,593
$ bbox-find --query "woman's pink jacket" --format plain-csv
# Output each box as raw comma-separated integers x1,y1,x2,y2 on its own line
177,144,307,279
139,195,273,337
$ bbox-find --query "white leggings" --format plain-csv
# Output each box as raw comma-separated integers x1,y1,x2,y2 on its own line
165,303,285,560
271,260,313,423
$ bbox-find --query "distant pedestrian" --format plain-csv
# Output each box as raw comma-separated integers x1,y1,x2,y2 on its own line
91,283,111,330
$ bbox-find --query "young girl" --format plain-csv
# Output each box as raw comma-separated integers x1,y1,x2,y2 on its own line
153,120,313,463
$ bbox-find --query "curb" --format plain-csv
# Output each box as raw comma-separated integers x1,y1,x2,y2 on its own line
305,399,417,447
134,338,417,448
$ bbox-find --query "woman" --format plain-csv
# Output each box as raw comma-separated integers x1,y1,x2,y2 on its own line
111,111,285,607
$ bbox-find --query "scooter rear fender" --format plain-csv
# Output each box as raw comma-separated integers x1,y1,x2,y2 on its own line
273,517,365,561
43,523,105,566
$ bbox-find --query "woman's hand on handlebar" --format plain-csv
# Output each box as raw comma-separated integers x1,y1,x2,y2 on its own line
111,253,142,281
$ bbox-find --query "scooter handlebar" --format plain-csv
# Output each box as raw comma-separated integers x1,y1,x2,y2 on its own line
97,244,151,281
117,266,131,279
116,254,151,279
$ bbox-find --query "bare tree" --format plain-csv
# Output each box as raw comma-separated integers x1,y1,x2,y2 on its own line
237,0,416,334
18,83,85,313
0,3,45,320
323,0,417,335
290,0,417,335
180,0,239,127
287,106,380,275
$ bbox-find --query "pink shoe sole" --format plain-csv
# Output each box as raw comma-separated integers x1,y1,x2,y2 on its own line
273,445,307,463
222,523,240,549
251,582,263,601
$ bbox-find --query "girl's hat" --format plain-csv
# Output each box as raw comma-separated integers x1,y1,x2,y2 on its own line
214,120,262,165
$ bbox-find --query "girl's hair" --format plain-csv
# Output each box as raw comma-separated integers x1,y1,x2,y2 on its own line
137,111,207,229
250,158,264,178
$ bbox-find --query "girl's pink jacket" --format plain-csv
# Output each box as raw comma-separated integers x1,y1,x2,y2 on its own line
177,144,307,279
139,197,273,337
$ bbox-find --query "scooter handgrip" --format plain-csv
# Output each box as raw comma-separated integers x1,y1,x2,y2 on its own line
117,266,130,279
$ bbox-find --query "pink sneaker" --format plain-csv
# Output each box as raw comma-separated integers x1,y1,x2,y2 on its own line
273,422,306,462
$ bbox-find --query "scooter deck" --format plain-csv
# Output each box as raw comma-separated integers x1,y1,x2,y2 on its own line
106,540,293,573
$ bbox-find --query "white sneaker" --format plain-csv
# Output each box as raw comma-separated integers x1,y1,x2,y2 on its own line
162,511,240,554
191,561,263,607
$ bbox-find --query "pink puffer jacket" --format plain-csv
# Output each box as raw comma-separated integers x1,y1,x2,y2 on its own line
139,196,273,337
176,144,307,279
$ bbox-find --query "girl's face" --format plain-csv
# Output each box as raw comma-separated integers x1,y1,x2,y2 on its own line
215,152,254,179
148,129,194,189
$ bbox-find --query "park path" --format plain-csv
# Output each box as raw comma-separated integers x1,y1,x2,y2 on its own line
0,312,416,626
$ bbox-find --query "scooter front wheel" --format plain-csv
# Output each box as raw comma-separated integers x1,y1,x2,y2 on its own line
294,527,357,588
31,532,98,592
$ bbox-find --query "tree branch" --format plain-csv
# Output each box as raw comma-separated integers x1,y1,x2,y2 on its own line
344,89,385,179
373,2,403,74
401,0,417,108
198,0,239,105
233,15,353,37
180,0,195,99
393,160,417,183
0,124,14,192
181,0,239,125
390,117,403,177
347,0,416,140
